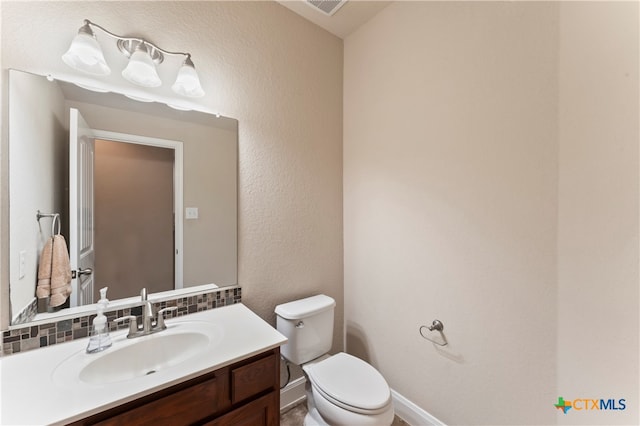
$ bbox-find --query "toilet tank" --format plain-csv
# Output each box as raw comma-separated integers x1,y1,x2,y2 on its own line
275,295,336,364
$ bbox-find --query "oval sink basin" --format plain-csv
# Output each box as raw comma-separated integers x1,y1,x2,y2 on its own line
80,332,208,384
52,321,224,387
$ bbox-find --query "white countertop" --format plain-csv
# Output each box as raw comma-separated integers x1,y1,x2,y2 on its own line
0,303,287,425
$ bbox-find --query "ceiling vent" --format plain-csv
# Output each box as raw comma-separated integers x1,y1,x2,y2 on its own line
306,0,347,16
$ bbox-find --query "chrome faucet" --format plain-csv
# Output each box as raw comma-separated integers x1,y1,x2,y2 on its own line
114,288,178,339
140,287,155,333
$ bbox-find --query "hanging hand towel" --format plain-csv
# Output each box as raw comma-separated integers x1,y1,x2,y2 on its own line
36,237,54,299
36,235,72,307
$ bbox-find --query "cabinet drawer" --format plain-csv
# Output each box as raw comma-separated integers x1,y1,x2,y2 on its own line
204,392,278,426
231,353,278,404
94,369,230,426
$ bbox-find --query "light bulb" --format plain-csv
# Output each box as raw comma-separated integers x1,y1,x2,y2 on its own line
122,44,162,88
172,57,205,98
62,24,110,76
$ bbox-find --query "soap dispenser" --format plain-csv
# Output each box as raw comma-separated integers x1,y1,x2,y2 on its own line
86,287,112,353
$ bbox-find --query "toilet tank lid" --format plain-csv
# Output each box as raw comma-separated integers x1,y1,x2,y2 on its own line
275,295,336,320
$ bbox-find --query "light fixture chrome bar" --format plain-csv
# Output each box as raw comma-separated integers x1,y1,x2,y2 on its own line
83,19,193,63
117,39,164,64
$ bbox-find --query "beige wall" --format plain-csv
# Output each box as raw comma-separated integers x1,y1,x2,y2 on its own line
344,2,559,425
345,1,638,425
557,2,639,425
0,0,344,353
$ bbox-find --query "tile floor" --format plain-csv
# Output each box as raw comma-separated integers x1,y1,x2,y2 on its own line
280,402,409,426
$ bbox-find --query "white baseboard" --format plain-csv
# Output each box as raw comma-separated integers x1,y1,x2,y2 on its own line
280,376,307,412
392,389,446,426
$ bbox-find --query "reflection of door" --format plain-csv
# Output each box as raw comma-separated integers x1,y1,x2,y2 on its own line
92,130,184,294
69,108,95,307
94,140,175,299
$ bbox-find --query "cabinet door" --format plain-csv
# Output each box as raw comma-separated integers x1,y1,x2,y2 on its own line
93,369,230,426
205,392,279,426
231,352,278,404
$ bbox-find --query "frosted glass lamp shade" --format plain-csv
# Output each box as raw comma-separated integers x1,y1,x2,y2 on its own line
172,59,205,98
62,32,111,76
121,46,162,88
63,20,205,97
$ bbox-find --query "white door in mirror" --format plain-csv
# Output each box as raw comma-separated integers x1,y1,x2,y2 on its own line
69,108,96,307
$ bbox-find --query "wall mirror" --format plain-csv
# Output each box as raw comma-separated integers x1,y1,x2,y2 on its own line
8,69,238,326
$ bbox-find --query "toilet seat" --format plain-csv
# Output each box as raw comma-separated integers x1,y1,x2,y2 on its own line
305,352,392,415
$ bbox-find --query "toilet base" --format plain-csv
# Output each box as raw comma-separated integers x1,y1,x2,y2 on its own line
303,403,327,426
302,384,329,426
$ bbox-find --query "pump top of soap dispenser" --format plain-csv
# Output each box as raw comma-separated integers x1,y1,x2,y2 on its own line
98,287,109,308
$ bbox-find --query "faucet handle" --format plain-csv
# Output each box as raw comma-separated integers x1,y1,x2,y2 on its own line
114,315,139,338
156,307,178,330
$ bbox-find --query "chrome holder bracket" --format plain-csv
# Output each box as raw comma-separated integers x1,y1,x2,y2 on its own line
419,319,448,346
117,39,164,64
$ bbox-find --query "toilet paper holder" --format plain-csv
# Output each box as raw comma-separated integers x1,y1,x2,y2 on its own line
419,320,448,346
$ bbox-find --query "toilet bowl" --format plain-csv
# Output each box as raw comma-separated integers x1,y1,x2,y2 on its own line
302,352,395,426
275,295,394,426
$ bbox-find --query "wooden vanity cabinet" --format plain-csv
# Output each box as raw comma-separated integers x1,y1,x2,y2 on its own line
72,347,280,426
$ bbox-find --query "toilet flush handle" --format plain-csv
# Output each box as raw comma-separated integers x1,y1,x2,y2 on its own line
295,321,304,328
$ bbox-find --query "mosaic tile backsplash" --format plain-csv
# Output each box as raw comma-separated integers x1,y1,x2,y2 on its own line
1,287,241,356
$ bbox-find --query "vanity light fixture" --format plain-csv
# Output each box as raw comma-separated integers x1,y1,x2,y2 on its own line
62,19,205,97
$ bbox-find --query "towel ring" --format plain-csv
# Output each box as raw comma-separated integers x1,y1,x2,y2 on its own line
419,319,448,346
36,211,61,236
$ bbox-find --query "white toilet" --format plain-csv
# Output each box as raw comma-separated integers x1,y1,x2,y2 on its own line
275,295,395,426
